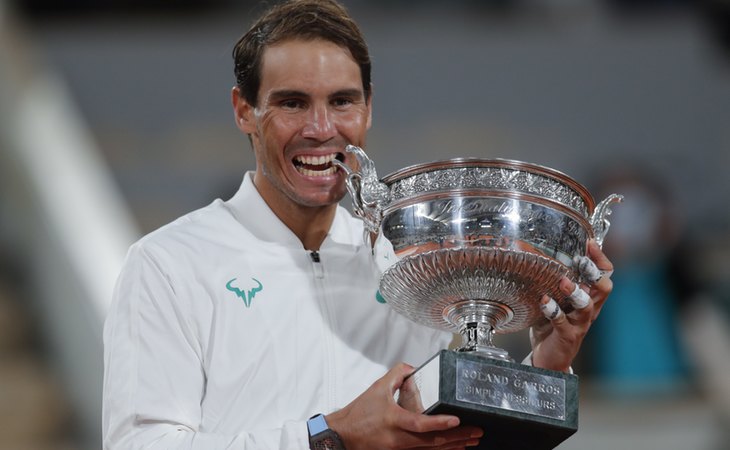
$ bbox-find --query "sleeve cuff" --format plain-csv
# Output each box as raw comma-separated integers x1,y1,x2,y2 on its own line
521,351,574,375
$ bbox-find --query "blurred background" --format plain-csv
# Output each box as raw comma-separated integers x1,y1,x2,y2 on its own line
1,0,729,448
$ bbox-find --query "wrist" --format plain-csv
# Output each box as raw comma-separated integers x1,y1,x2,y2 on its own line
308,413,347,450
523,351,574,374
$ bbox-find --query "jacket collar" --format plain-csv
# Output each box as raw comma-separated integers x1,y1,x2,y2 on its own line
225,172,363,251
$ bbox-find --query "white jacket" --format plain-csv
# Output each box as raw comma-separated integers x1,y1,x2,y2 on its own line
102,173,452,449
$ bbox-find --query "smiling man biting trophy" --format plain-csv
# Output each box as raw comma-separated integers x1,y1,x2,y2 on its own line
335,145,622,450
103,1,620,448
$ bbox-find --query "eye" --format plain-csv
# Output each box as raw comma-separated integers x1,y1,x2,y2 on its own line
331,97,354,109
280,98,306,111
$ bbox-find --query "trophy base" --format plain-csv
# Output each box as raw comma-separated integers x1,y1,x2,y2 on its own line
400,350,578,450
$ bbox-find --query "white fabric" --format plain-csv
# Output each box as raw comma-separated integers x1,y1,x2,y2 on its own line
521,351,575,376
103,173,452,449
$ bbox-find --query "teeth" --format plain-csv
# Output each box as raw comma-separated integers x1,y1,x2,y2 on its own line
293,153,340,177
294,154,337,165
296,166,337,177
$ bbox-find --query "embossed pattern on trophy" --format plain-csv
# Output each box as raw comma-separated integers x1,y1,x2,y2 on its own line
336,146,622,361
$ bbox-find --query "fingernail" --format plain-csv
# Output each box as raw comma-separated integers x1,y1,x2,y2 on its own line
471,429,484,438
447,417,460,427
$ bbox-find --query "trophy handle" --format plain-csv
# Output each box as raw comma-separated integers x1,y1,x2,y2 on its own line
590,193,624,248
333,145,390,238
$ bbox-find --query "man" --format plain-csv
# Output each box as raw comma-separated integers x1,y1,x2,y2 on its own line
102,1,614,449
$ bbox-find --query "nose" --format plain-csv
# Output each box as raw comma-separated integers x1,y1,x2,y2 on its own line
301,104,337,141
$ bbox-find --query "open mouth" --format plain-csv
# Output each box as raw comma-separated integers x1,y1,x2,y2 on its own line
293,153,344,177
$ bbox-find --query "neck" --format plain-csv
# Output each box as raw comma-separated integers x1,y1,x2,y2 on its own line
282,203,337,251
251,172,339,251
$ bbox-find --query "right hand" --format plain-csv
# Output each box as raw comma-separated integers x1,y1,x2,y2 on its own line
325,363,483,450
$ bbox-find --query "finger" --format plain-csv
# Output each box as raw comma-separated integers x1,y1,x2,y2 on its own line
386,362,416,392
582,242,615,313
559,278,593,322
397,412,461,434
540,296,566,323
423,436,483,450
587,239,614,272
576,239,616,285
568,282,591,310
589,275,613,313
398,376,425,413
388,367,464,434
436,442,478,450
407,426,484,449
573,254,602,284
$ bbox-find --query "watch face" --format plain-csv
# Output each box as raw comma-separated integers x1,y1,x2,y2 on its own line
308,415,346,450
307,414,329,436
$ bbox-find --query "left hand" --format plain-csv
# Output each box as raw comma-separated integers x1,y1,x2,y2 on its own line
530,239,614,372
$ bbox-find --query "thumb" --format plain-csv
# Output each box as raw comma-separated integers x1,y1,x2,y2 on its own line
383,362,416,393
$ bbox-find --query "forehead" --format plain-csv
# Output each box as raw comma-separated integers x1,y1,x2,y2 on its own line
258,38,363,94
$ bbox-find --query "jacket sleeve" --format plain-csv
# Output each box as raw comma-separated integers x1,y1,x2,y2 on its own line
102,243,310,449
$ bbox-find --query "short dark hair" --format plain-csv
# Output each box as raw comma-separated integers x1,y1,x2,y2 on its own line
232,0,372,107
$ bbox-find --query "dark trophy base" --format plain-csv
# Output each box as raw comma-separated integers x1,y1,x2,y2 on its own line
399,350,578,450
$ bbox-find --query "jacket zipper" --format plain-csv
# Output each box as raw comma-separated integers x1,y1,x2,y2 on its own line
309,250,336,409
310,251,324,279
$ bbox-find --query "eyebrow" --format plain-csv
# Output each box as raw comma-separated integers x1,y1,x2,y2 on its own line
330,88,365,100
268,89,308,102
268,88,365,102
270,89,309,98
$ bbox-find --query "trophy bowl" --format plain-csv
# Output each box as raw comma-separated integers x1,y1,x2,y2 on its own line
335,146,622,361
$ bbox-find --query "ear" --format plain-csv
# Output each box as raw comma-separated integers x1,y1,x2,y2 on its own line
231,86,257,134
365,83,374,130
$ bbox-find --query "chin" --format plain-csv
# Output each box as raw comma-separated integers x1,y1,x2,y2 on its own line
299,188,348,208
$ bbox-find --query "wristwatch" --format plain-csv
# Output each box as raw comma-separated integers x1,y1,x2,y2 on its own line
307,413,346,450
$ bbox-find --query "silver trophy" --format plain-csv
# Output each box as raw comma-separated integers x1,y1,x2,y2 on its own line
335,145,622,450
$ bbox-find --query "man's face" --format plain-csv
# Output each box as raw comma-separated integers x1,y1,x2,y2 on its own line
233,38,372,213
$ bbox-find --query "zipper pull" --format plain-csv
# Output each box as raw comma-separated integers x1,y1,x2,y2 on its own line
310,251,324,279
